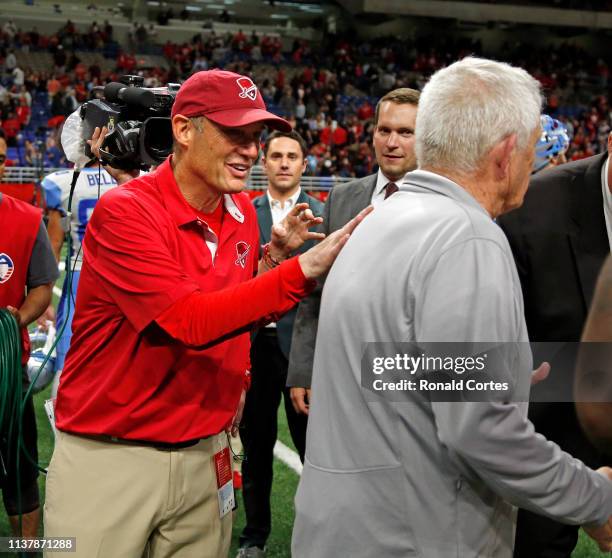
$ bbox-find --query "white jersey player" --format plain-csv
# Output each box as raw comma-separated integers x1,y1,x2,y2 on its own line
42,166,118,377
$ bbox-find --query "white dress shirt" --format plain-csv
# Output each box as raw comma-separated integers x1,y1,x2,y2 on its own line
265,187,301,328
371,169,411,207
267,187,302,225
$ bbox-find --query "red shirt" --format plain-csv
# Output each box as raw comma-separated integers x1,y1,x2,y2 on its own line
2,117,20,138
320,127,332,145
333,126,348,146
16,105,30,125
195,200,223,239
56,158,312,442
357,103,373,121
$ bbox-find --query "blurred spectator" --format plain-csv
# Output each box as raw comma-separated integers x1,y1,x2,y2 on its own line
157,9,173,26
192,54,208,72
135,24,148,45
16,97,31,128
3,21,18,41
45,137,65,167
53,46,66,71
278,87,296,116
24,140,43,167
12,66,25,88
0,19,610,176
5,49,17,72
1,112,21,147
47,76,61,99
103,20,113,40
51,91,68,118
147,24,158,44
357,100,374,120
296,100,306,121
0,84,9,107
63,88,77,114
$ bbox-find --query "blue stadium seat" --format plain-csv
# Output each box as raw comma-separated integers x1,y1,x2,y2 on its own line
7,147,20,162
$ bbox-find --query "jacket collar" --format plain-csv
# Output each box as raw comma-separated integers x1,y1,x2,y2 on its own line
401,169,491,218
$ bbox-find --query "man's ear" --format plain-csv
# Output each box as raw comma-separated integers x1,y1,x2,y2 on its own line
490,133,517,181
607,131,612,155
171,115,192,152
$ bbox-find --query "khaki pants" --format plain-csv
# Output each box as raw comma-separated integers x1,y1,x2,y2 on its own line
44,431,232,558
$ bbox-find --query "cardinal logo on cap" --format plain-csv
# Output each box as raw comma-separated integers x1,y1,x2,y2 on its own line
0,253,15,284
236,77,258,102
235,241,251,269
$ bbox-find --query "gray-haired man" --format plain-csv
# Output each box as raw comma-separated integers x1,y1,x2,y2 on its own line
292,57,612,558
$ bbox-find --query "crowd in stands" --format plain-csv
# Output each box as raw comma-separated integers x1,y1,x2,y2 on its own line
0,17,611,177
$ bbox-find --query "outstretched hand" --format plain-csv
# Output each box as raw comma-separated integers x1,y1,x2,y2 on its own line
269,202,325,259
298,205,373,279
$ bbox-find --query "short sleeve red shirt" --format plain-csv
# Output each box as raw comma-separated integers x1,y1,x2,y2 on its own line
55,158,263,442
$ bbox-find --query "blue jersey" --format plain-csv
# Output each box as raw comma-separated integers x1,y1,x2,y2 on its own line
41,167,118,271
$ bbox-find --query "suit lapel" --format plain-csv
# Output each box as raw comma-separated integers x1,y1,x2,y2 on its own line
351,174,378,214
253,194,273,245
568,153,609,310
296,190,309,206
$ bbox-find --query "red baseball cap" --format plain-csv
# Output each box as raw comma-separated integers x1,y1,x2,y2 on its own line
171,69,291,132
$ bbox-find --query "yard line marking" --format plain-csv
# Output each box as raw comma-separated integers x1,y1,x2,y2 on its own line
274,440,302,475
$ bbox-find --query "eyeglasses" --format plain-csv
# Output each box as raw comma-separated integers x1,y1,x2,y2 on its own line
0,155,6,164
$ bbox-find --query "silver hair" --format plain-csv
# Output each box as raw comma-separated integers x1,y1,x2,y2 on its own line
415,57,543,174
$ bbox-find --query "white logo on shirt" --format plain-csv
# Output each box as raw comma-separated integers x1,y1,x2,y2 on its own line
0,253,15,284
235,242,250,268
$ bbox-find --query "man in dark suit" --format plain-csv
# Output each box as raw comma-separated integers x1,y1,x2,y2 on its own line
498,133,611,557
287,87,420,409
575,254,612,455
237,130,324,558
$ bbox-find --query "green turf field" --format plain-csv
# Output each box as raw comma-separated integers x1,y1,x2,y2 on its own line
0,380,605,557
0,274,604,557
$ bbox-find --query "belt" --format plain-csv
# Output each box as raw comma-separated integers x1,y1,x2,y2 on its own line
73,432,208,451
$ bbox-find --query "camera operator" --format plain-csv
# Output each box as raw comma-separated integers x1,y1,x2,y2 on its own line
43,69,371,558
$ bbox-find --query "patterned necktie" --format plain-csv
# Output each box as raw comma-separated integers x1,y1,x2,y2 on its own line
384,182,399,199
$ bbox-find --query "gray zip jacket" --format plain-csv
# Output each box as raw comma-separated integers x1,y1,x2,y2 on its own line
292,170,612,558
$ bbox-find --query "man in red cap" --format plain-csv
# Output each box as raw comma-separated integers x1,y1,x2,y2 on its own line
43,70,371,557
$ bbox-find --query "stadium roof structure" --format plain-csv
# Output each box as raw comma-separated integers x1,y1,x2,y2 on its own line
336,0,612,30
